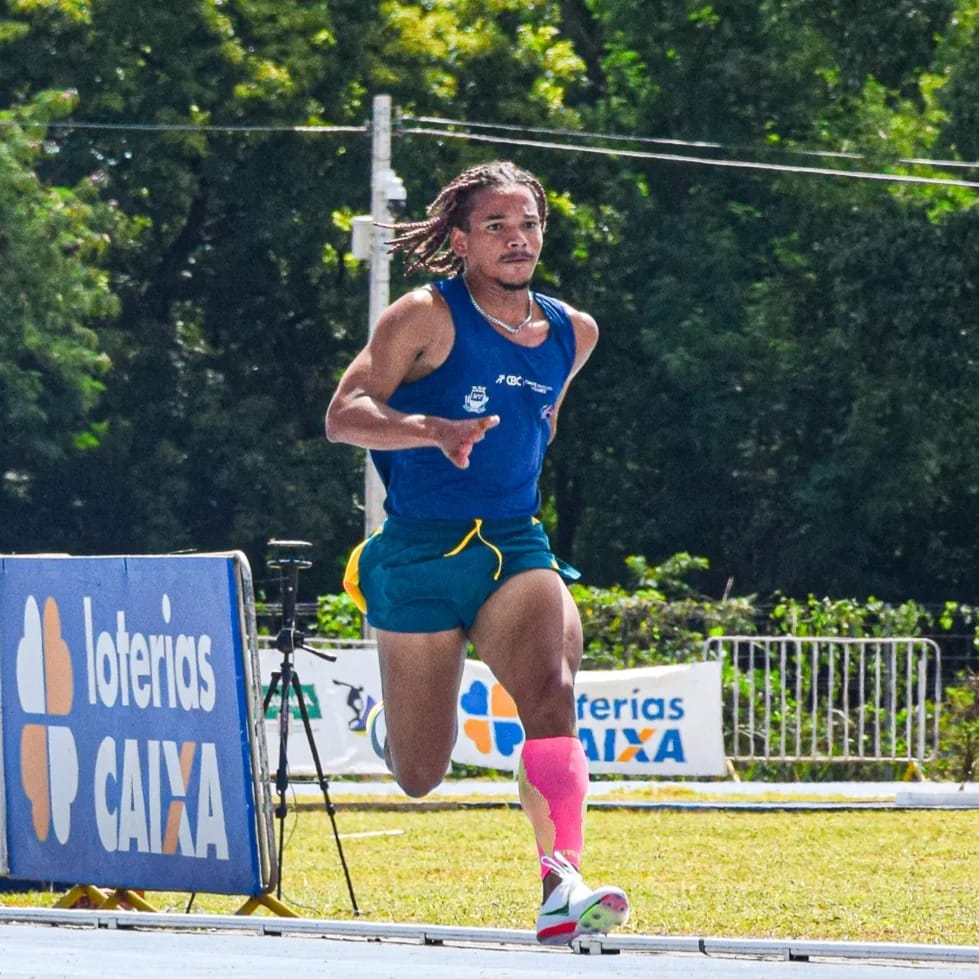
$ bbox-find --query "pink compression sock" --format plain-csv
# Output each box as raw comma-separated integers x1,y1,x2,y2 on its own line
517,735,589,877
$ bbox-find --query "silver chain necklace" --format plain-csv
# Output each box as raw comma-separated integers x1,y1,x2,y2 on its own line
463,278,533,335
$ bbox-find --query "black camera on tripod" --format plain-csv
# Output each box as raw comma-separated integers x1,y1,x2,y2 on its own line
262,537,356,912
266,538,334,662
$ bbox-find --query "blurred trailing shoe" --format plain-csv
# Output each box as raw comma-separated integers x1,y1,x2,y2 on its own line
366,701,387,762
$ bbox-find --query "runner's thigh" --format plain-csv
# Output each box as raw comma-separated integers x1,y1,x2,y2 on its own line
469,569,582,738
376,628,468,755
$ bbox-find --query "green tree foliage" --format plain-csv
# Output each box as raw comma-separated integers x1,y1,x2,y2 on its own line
935,670,979,782
0,91,126,541
931,1,979,160
555,0,979,601
1,0,376,585
2,0,979,612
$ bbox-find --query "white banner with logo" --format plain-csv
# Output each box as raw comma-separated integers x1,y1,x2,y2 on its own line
260,642,388,776
261,643,725,777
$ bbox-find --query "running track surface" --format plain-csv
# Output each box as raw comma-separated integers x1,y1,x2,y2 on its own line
2,912,979,979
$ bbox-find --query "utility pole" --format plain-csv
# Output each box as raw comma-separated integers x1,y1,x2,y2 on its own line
352,94,406,538
349,95,405,639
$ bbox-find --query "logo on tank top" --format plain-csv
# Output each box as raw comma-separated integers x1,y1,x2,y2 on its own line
463,386,489,414
495,374,553,395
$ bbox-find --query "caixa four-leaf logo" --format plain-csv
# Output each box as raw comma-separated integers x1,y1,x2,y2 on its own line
459,679,524,757
16,596,79,844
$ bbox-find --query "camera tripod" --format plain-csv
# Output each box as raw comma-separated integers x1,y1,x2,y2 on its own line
262,539,359,914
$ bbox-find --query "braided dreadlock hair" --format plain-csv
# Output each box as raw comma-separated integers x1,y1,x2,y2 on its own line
383,160,548,277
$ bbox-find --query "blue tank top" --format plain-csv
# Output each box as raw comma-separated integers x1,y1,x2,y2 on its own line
371,276,577,519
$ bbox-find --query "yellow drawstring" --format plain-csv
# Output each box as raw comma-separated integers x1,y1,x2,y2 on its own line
443,518,504,580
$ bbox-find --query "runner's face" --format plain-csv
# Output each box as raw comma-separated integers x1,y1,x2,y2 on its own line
451,185,543,289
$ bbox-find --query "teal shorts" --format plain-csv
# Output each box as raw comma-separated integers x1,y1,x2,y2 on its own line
343,514,580,633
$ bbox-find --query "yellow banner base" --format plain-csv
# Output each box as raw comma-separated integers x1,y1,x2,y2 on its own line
235,892,300,917
53,884,299,918
55,885,157,912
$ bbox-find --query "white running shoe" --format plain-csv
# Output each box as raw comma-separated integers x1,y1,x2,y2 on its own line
535,852,630,945
365,701,387,761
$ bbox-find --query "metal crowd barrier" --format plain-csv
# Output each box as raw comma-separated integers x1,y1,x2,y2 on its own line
703,636,942,771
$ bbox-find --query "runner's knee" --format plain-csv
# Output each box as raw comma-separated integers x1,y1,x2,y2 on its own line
390,754,450,798
515,669,577,737
387,726,456,797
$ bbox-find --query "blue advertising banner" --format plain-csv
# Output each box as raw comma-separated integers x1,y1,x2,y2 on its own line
0,554,271,895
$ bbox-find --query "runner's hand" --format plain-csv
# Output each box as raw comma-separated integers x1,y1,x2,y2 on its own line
440,415,501,469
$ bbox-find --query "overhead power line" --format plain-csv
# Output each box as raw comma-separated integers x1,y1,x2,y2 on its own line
4,110,978,189
38,120,370,134
403,119,979,191
408,114,979,172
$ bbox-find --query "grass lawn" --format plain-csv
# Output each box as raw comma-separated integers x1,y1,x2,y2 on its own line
3,799,978,946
